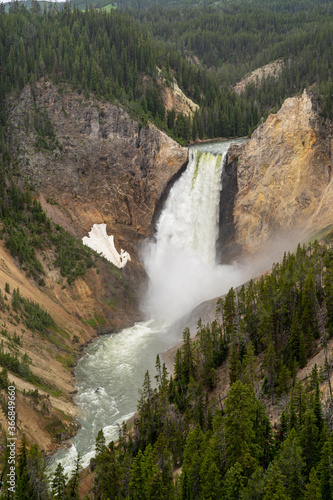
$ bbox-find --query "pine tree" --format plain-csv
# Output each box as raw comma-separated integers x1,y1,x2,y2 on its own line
181,327,195,384
142,443,164,500
137,370,154,445
223,461,244,500
129,449,145,499
16,434,31,500
241,466,265,500
96,442,122,499
95,429,106,456
200,461,221,499
318,435,333,500
264,339,276,397
242,340,257,388
299,410,320,474
154,434,174,499
305,468,322,500
224,287,237,340
26,445,50,499
66,454,82,500
181,425,205,500
52,463,67,500
263,462,291,500
229,342,240,385
0,367,9,389
313,381,324,433
276,429,305,499
224,381,259,467
276,364,291,398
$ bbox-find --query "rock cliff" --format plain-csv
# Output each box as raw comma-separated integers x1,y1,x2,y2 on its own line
4,81,188,452
228,90,333,257
8,81,188,261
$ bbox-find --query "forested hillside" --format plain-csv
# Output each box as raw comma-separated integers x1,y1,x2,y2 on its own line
67,236,333,499
3,236,333,498
128,0,333,119
1,0,332,146
0,4,270,142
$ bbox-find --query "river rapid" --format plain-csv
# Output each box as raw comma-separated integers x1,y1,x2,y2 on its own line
49,139,247,477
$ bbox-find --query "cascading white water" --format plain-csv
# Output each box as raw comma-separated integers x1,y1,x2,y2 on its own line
49,140,246,478
152,149,224,266
143,142,243,323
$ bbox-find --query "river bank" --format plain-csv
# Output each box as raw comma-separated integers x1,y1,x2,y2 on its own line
49,139,246,476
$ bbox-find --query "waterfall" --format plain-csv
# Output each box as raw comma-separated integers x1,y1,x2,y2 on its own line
143,144,241,323
50,140,246,477
153,149,224,266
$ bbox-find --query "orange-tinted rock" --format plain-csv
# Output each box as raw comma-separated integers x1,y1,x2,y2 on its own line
233,90,332,254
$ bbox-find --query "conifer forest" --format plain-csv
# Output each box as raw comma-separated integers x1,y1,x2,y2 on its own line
0,0,333,498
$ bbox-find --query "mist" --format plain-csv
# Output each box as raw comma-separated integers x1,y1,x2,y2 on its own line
141,142,246,324
141,142,309,325
142,242,244,323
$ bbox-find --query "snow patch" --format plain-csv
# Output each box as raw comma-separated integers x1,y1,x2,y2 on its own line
82,224,131,269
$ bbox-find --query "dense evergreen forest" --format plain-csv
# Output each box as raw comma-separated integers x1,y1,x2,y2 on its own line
127,0,333,120
1,0,332,146
0,0,333,498
0,2,261,143
129,1,332,83
2,237,333,498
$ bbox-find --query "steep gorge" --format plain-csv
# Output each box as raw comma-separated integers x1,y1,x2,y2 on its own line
221,90,333,261
8,80,188,260
4,82,333,457
10,83,333,270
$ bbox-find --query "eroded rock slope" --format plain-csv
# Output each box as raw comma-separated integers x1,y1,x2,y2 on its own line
8,80,188,260
230,90,333,256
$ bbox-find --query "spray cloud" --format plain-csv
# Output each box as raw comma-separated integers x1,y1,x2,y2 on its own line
142,142,247,323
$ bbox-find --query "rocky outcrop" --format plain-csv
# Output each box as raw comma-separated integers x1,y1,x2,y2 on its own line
217,146,243,263
159,78,199,118
234,59,284,95
230,90,333,256
8,81,188,261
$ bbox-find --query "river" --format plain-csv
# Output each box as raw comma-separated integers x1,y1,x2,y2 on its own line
49,139,247,477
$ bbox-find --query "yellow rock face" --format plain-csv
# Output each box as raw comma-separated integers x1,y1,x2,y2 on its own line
234,90,332,254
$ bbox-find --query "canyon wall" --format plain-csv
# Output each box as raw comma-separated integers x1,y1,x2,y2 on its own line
222,90,333,260
9,82,333,264
8,81,188,262
4,81,188,452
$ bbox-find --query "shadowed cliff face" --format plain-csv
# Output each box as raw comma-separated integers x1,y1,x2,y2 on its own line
221,90,332,259
8,81,188,264
217,149,243,263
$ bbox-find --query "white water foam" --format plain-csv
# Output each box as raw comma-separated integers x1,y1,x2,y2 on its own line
49,140,248,479
143,144,245,322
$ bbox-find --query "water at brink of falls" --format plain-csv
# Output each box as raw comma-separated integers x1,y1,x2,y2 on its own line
49,139,246,477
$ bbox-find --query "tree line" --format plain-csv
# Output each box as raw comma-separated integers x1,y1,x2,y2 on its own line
1,2,332,146
3,1,332,149
1,235,333,497
128,0,333,123
82,234,333,499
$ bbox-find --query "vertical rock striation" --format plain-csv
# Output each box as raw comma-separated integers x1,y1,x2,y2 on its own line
8,81,188,263
230,90,332,255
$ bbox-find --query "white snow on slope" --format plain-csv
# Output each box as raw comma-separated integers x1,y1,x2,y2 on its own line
83,224,131,269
